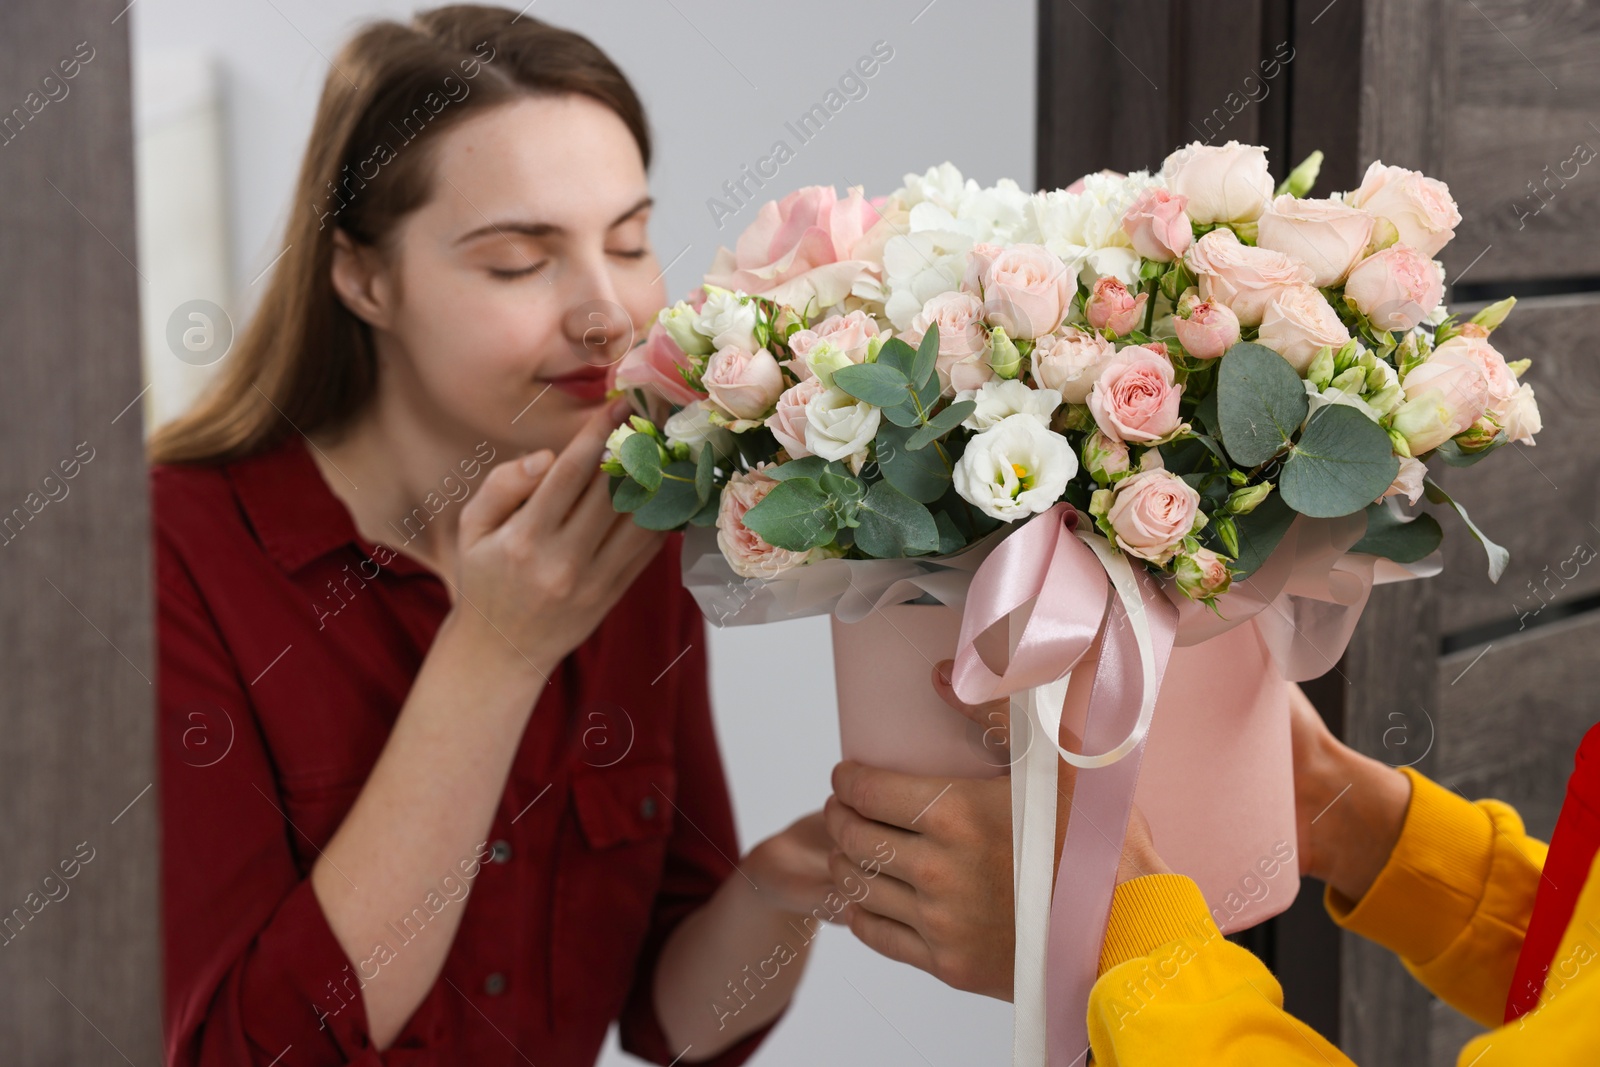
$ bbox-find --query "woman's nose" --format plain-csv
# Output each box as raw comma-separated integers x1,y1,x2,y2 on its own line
562,277,636,368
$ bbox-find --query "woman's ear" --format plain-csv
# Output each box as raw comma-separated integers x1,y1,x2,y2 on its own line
330,228,396,330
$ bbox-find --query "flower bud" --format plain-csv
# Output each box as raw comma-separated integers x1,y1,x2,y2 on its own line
1282,150,1324,198
1454,414,1501,453
660,302,714,356
1226,481,1275,515
1363,216,1400,256
988,327,1022,379
1174,546,1233,601
1307,346,1336,389
1331,366,1368,394
1505,358,1531,378
1082,429,1131,486
1469,295,1516,333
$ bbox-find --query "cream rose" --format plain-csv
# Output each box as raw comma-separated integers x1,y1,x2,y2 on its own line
1499,382,1542,445
1184,227,1315,327
1106,469,1201,564
1030,327,1118,404
1120,187,1193,262
702,345,785,420
716,468,817,579
787,309,881,368
1258,285,1353,375
1381,455,1428,506
1344,244,1445,333
952,413,1078,522
664,400,734,461
904,290,994,396
979,243,1074,339
1431,334,1518,414
764,376,826,458
1087,345,1185,443
1394,347,1489,453
1342,162,1461,259
803,385,881,468
1160,140,1274,224
1256,194,1376,287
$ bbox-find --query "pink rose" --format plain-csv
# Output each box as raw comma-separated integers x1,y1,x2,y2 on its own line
1172,297,1240,360
1342,162,1461,259
979,243,1074,340
702,345,784,421
1160,140,1274,224
704,184,881,309
1256,194,1376,288
1401,346,1490,443
1173,546,1232,600
1430,333,1518,414
904,290,994,395
609,321,707,424
1344,244,1444,333
1087,345,1184,443
1258,284,1352,374
716,467,815,579
765,376,826,458
1120,188,1193,262
962,241,1005,296
1382,455,1427,506
785,309,881,379
1106,469,1201,564
1085,276,1148,336
1184,227,1314,327
1031,327,1118,403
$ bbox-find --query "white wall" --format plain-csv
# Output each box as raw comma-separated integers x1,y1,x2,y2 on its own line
131,1,1034,1062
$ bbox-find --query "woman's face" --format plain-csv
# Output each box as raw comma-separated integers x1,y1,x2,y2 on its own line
355,93,664,458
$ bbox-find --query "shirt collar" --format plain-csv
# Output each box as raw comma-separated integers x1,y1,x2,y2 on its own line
226,435,367,575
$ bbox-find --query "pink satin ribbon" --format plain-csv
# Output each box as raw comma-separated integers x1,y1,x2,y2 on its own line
951,503,1178,1066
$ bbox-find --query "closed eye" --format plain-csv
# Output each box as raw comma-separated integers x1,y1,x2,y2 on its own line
607,248,648,259
489,262,548,279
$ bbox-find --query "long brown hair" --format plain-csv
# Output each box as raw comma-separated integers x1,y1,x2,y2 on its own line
149,4,651,465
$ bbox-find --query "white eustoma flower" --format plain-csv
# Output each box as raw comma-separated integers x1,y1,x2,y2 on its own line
882,229,974,331
953,413,1078,522
804,386,882,468
698,288,760,353
955,379,1063,431
1028,170,1165,288
664,400,734,459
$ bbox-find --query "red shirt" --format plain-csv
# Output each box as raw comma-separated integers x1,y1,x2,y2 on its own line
154,435,778,1066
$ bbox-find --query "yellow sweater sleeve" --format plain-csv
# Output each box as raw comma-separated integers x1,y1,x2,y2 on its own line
1086,874,1352,1066
1324,766,1547,1028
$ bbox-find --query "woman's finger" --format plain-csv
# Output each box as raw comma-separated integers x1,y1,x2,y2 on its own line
517,399,631,529
459,451,553,546
830,759,961,833
930,658,1013,731
823,794,919,871
846,904,935,974
828,849,920,929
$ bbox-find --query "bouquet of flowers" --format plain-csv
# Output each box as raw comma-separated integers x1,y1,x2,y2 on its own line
604,142,1539,605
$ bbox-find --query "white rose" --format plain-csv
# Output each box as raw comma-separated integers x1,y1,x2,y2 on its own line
954,379,1063,431
804,386,882,468
952,413,1078,522
664,400,735,460
698,288,761,353
882,230,974,331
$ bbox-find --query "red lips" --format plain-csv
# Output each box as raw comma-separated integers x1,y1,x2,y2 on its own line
544,366,611,402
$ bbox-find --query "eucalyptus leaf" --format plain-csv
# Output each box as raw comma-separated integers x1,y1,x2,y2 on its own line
618,433,663,492
934,510,967,555
694,444,714,503
611,475,653,513
1423,477,1510,582
631,462,704,530
1279,405,1400,518
766,455,828,482
1433,435,1507,468
833,362,912,407
911,323,941,389
854,480,941,558
1216,342,1309,466
1228,492,1296,578
688,491,720,527
906,400,975,450
876,422,952,503
875,336,918,378
741,477,837,551
1350,500,1443,563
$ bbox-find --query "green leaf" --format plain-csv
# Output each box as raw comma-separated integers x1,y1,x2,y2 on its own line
741,477,837,551
1279,406,1400,519
833,362,912,408
688,491,720,527
934,510,967,555
611,474,653,513
876,422,952,503
1194,389,1220,437
906,400,976,450
694,444,714,503
820,470,866,526
876,336,917,378
1229,492,1296,578
618,433,663,491
854,480,941,558
911,323,940,389
1433,435,1507,468
1423,477,1509,582
1216,342,1309,466
631,462,704,530
879,400,923,427
1350,501,1443,563
766,455,829,482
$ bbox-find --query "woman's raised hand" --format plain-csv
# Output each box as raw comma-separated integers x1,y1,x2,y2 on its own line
454,397,665,681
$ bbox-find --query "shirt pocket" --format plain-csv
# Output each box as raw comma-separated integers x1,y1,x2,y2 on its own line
551,760,677,1021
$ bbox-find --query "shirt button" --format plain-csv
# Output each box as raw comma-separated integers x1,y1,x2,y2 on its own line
490,839,512,864
484,972,507,996
639,796,658,820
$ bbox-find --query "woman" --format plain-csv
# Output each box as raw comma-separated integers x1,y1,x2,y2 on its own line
152,7,832,1065
826,668,1600,1063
